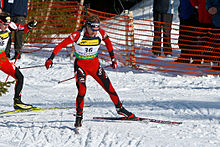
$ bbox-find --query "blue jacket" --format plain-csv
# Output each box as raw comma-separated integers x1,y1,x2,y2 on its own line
179,0,196,20
153,0,174,14
206,0,220,27
3,0,28,17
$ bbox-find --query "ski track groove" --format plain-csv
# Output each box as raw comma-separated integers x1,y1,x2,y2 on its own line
136,136,144,146
99,130,110,147
85,128,93,146
18,130,27,147
63,134,73,146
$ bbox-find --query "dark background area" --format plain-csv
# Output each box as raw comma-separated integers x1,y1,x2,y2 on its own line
76,0,142,14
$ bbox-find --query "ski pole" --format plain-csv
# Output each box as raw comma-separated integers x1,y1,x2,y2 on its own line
19,65,45,69
58,76,76,84
58,64,112,84
58,72,77,84
19,62,69,70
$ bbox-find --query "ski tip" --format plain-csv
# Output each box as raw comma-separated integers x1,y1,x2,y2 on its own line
177,121,183,124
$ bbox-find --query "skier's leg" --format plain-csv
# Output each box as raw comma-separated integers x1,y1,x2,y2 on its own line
0,53,33,109
0,54,20,96
13,68,33,109
92,65,122,107
74,64,87,127
91,66,136,119
75,66,87,115
14,67,23,98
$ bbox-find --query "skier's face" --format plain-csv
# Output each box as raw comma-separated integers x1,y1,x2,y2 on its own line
0,22,9,31
87,26,98,37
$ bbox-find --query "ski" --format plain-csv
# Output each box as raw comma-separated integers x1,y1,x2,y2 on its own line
0,105,91,115
93,117,182,125
0,107,74,115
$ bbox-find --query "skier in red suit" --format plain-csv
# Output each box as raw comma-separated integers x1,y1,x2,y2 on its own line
45,15,137,127
0,12,37,110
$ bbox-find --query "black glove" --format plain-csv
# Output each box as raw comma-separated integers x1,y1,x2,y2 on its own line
111,57,117,69
45,59,53,69
27,20,38,29
45,53,55,69
108,50,117,69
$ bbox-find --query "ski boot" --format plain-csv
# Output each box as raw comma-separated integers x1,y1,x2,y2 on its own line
74,114,83,128
116,106,138,120
13,96,34,110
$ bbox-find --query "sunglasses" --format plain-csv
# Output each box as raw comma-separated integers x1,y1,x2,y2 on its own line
88,22,100,31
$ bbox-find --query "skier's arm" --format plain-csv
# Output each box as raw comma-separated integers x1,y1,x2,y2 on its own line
101,29,117,69
9,20,37,33
53,37,75,57
45,31,79,69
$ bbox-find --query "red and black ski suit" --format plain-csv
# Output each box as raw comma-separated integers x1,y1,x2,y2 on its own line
50,27,122,115
0,24,30,98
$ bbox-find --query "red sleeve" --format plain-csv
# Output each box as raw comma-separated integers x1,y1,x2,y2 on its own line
53,31,80,56
15,24,30,33
24,24,30,33
100,29,113,52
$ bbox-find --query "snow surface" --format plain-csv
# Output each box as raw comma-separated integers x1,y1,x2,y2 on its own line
0,53,220,147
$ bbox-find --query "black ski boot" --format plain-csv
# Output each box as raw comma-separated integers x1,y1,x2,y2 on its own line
13,96,34,110
74,114,83,128
116,106,137,119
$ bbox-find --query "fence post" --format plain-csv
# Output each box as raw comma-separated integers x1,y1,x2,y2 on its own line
125,10,129,66
70,0,84,60
128,11,137,68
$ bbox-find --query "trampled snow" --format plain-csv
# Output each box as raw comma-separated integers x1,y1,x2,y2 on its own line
0,53,220,147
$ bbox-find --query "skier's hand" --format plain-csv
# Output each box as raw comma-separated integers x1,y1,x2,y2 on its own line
27,20,38,29
45,59,53,69
111,57,117,69
9,22,17,30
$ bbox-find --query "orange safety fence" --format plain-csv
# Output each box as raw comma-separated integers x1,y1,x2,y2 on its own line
20,1,220,76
